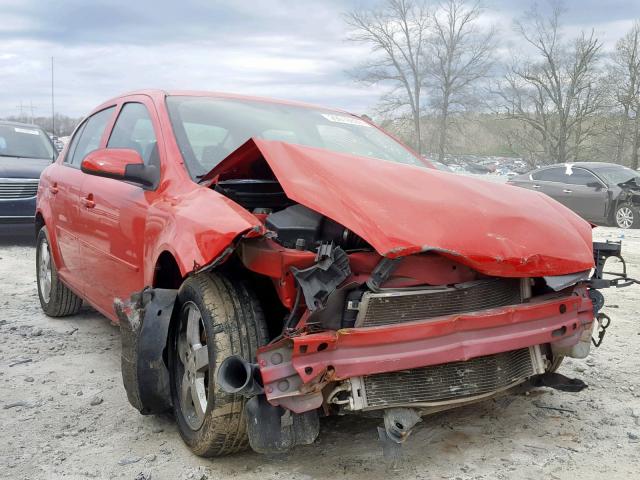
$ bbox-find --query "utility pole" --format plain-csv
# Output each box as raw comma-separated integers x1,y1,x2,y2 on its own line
17,101,24,121
29,101,35,124
51,56,55,135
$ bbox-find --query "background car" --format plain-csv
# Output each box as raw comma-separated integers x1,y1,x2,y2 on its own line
0,121,56,230
430,160,453,172
508,162,640,228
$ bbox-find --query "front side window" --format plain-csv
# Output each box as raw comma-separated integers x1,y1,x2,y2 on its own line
0,124,55,160
166,96,424,179
563,168,601,186
108,103,159,166
67,107,115,166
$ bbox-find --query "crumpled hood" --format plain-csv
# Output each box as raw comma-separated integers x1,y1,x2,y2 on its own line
206,139,594,277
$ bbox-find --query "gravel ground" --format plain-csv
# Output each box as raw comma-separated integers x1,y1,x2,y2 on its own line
1,227,639,480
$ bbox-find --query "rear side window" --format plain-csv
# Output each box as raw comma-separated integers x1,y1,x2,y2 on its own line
532,167,565,182
66,107,115,166
108,103,159,166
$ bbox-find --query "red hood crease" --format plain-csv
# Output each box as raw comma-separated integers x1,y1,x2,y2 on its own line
206,138,594,277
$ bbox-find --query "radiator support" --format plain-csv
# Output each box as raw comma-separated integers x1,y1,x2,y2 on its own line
354,278,528,328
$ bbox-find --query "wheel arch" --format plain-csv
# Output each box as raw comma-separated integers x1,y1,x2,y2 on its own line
34,208,65,273
153,250,183,289
35,211,45,236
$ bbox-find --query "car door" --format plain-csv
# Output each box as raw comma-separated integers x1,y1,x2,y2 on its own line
529,167,571,207
77,98,163,318
561,167,609,222
48,107,115,295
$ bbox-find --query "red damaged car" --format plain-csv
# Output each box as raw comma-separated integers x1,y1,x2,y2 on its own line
35,90,630,457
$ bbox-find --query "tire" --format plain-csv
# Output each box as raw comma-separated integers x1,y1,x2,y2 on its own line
613,203,640,229
168,272,268,457
36,226,83,317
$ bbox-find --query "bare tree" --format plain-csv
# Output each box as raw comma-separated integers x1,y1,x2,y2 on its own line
426,0,495,162
346,0,430,153
496,3,602,165
611,21,640,169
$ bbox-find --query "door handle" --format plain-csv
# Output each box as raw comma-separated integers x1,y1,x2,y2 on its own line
532,184,541,189
49,183,58,194
563,189,572,193
81,194,95,209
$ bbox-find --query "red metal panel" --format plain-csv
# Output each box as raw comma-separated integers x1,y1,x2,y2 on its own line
206,138,594,277
257,291,594,412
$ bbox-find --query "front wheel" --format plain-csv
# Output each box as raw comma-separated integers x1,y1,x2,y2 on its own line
36,226,83,317
168,272,268,457
613,203,640,229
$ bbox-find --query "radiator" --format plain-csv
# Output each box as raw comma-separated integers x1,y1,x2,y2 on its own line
346,347,545,410
355,278,524,328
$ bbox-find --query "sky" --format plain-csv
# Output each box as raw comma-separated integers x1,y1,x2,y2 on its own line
1,0,640,120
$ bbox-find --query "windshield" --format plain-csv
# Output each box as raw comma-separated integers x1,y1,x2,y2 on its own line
166,96,424,179
0,124,55,160
595,165,640,186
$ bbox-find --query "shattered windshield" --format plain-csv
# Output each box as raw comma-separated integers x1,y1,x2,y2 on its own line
594,165,640,186
0,124,55,160
166,96,424,179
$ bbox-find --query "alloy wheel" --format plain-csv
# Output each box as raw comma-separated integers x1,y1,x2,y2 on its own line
616,206,634,229
38,238,52,303
176,301,210,430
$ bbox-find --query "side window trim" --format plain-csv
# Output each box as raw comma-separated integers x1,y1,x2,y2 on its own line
63,121,88,167
62,106,116,169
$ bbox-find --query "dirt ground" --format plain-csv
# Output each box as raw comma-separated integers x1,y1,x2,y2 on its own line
1,226,639,480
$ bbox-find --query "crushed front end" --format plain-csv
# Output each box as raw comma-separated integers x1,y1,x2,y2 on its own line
218,221,626,455
205,139,637,455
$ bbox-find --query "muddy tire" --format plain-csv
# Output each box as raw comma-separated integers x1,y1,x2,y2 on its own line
36,226,83,317
168,272,268,457
613,203,640,229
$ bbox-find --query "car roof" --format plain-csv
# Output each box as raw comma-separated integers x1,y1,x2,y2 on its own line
537,162,624,170
92,89,353,116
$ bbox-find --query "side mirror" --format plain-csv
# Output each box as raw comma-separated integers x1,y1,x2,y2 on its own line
586,181,603,190
81,148,157,188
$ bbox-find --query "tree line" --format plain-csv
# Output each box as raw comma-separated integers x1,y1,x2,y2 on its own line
347,0,640,169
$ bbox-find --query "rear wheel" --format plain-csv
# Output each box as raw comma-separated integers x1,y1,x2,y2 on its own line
614,203,640,229
36,227,83,317
168,272,267,457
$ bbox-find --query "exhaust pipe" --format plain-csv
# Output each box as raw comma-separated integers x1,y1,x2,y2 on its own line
216,355,264,397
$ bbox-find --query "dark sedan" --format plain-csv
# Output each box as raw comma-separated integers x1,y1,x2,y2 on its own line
0,121,56,229
508,162,640,229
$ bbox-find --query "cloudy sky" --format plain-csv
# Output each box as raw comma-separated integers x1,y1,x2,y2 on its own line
1,0,639,120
